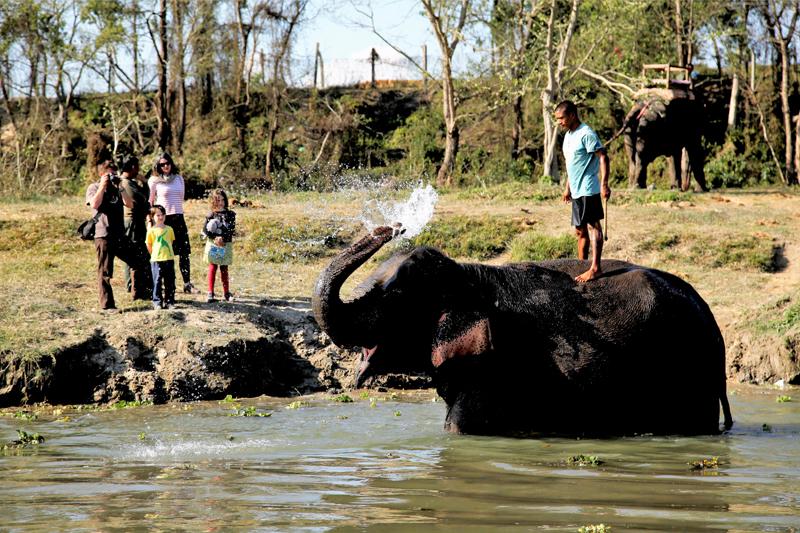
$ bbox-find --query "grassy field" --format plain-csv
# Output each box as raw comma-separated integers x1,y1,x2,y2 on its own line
1,183,799,374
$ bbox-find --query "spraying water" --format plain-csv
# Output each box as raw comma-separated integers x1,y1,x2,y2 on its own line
359,183,438,238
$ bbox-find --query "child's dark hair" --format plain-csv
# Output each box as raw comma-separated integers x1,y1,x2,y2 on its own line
210,188,229,210
148,204,166,226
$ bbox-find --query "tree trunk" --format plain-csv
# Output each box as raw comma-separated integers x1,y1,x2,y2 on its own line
540,0,578,183
422,0,470,188
728,72,739,130
170,0,187,154
156,0,171,151
511,93,522,159
437,58,459,187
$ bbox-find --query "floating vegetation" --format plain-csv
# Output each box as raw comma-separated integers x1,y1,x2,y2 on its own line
110,400,153,409
566,455,603,467
332,394,354,403
219,394,238,404
13,411,38,421
359,391,371,399
138,432,147,441
579,525,611,533
393,411,402,417
777,395,792,403
286,401,309,410
369,398,378,408
229,406,272,417
688,456,721,470
337,415,349,420
2,429,45,451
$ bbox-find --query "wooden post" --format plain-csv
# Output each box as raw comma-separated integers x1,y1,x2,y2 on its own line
422,44,427,90
370,48,379,88
313,42,319,88
316,44,325,88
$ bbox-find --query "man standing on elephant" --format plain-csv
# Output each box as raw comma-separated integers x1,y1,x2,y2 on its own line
555,100,611,283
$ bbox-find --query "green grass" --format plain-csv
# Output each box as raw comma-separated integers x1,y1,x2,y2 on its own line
637,233,681,252
241,217,359,263
508,232,576,262
411,216,522,259
690,236,782,272
448,181,562,202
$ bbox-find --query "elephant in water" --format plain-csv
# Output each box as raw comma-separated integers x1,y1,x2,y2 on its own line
312,226,733,437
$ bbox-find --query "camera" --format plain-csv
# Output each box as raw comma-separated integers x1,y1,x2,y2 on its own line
108,173,121,186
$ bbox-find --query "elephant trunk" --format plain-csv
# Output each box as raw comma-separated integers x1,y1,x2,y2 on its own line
312,226,397,348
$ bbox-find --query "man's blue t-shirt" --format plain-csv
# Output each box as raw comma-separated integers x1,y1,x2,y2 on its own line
563,123,603,198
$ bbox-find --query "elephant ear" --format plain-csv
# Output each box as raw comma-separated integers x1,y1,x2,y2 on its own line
431,311,494,368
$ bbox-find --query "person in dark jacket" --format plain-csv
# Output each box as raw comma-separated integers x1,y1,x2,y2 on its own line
119,155,151,293
85,158,150,309
201,189,236,302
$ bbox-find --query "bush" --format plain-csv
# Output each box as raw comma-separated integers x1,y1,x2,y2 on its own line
508,233,576,261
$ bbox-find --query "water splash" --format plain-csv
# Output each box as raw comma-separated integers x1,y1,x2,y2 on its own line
358,183,438,238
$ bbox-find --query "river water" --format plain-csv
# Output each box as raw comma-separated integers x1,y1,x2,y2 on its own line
2,386,799,532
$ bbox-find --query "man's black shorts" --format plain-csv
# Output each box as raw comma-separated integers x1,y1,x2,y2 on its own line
571,194,604,227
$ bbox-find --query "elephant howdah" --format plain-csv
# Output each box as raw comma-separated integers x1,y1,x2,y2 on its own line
312,226,733,437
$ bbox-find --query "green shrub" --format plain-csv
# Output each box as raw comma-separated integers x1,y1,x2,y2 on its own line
386,106,444,178
508,233,576,261
411,216,521,259
705,142,749,188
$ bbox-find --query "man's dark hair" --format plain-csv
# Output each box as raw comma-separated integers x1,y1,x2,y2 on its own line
96,158,115,176
555,100,578,117
120,154,139,172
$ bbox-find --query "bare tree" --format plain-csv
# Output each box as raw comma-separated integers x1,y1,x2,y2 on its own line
758,0,800,185
265,0,308,184
541,0,579,182
421,0,471,187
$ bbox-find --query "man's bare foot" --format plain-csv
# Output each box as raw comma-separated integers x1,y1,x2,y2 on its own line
575,267,601,283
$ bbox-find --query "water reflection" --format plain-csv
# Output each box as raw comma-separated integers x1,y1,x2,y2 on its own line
1,388,799,531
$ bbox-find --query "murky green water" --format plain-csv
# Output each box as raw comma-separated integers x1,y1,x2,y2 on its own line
2,387,799,532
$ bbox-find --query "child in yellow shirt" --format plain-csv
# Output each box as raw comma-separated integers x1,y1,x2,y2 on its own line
146,205,176,310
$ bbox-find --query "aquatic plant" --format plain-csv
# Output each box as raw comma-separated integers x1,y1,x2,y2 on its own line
566,454,603,467
2,429,45,451
286,401,308,409
332,394,354,403
229,406,272,417
13,411,38,421
776,395,792,403
110,400,153,409
393,411,402,417
219,394,238,404
579,525,611,533
688,456,720,470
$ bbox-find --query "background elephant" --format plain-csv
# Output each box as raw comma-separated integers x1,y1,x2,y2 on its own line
313,226,733,437
623,95,709,191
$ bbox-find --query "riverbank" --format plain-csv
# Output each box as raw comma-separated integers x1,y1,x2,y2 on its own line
2,184,799,406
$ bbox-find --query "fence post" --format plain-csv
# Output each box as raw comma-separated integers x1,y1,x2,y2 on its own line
422,44,427,90
370,48,379,88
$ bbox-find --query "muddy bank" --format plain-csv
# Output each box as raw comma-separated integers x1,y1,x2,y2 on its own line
0,298,431,407
1,294,796,407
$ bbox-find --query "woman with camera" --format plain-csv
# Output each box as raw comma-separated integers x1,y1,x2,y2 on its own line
148,152,199,294
85,157,151,310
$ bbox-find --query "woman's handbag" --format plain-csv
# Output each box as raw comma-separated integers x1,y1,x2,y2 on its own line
77,213,101,240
